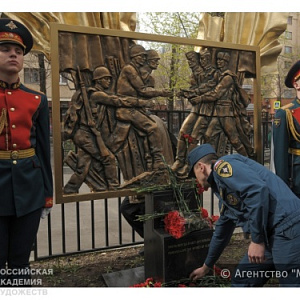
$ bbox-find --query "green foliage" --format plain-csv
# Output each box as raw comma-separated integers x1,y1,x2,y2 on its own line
137,13,202,109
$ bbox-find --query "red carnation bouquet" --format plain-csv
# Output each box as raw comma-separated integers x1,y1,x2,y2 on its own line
164,207,219,239
135,158,219,239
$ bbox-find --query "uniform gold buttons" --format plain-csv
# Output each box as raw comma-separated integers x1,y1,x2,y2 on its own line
35,96,39,99
10,108,15,112
12,144,17,148
13,160,17,165
7,91,12,95
12,125,16,129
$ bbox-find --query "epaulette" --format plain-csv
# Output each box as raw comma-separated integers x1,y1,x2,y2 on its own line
281,103,294,110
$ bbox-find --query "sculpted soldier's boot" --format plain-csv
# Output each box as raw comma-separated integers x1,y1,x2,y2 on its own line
174,142,198,177
101,154,119,190
64,156,90,194
171,140,187,172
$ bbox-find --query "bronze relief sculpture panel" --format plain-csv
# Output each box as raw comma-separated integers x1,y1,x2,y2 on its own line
50,25,261,203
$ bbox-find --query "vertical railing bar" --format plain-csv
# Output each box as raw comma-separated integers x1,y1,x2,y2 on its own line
91,200,95,249
76,202,81,251
118,197,123,244
61,203,66,254
104,198,109,246
47,213,53,256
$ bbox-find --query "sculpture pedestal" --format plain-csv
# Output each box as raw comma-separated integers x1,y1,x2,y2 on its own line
144,189,213,283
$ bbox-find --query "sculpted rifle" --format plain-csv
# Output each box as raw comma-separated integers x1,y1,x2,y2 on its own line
77,66,110,156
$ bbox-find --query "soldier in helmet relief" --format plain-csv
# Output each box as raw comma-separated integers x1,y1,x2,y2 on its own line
0,18,53,286
172,49,219,175
63,65,154,193
63,66,120,193
116,44,172,170
190,51,254,158
140,49,161,88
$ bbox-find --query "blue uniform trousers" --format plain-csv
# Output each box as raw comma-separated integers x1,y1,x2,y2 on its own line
232,221,300,287
272,221,300,286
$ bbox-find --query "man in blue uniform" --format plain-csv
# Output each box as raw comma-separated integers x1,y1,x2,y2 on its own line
0,18,53,286
188,144,300,286
273,60,300,197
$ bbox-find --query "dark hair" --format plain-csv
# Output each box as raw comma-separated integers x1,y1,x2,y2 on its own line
199,153,218,164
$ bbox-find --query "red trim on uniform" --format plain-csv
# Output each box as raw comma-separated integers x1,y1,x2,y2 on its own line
0,32,25,48
44,197,53,208
292,107,300,124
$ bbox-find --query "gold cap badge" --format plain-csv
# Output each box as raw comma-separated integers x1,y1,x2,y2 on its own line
5,21,18,30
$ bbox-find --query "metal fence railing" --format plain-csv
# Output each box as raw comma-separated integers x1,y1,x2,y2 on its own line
33,110,273,261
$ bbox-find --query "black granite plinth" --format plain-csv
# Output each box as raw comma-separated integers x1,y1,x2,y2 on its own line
144,189,213,283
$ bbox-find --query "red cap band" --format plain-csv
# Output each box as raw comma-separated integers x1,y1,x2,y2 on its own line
0,31,26,49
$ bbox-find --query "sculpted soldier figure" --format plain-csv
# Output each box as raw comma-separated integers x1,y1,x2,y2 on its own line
63,67,120,193
140,49,160,88
190,51,253,157
172,49,218,174
273,60,300,197
116,44,172,170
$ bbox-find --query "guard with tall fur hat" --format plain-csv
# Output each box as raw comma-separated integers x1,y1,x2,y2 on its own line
272,60,300,197
0,18,53,286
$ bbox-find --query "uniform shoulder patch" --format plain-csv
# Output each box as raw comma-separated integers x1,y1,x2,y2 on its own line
215,161,233,178
214,160,224,171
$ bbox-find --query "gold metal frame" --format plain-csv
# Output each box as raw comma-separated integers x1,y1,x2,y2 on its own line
50,22,262,204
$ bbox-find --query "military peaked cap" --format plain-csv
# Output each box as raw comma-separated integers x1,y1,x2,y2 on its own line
285,60,300,88
0,18,33,55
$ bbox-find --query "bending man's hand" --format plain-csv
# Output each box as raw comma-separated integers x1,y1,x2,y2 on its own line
189,264,210,281
248,241,265,264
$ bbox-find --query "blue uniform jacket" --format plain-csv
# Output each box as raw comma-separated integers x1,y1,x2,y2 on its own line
204,154,300,268
0,82,53,217
273,98,300,197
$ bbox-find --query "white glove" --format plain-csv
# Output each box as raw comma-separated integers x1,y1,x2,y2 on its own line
41,208,52,219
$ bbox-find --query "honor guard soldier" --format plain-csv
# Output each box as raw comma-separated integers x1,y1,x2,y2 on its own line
0,18,53,286
188,144,300,286
273,60,300,197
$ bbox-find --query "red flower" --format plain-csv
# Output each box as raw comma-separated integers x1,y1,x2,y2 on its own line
211,215,219,223
131,277,162,287
196,181,208,194
153,282,162,287
164,211,185,239
182,133,193,144
200,207,209,219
